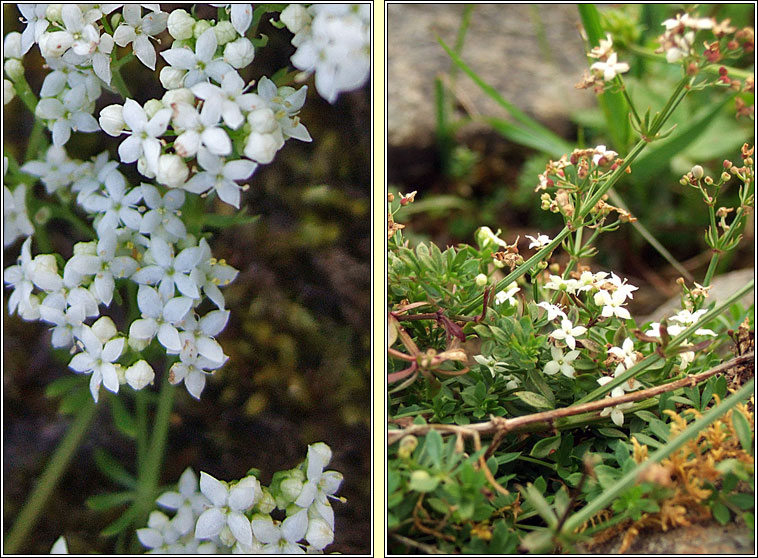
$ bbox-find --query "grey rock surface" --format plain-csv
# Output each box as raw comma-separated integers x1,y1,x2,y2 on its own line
387,4,595,147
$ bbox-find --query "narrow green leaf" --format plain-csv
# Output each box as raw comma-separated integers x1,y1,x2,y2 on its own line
93,449,137,489
109,396,137,439
521,482,558,528
731,409,753,452
100,505,141,536
513,391,553,411
422,430,444,466
86,491,135,511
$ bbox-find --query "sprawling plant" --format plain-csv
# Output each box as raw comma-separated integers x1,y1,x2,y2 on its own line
3,3,369,554
388,6,753,554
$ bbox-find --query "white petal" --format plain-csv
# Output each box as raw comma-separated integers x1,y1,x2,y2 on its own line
199,472,228,506
228,511,253,547
195,507,225,539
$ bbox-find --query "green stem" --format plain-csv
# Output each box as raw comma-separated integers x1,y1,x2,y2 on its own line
24,119,48,162
110,57,133,99
134,372,175,525
702,252,721,287
561,378,754,535
4,400,99,554
11,73,38,114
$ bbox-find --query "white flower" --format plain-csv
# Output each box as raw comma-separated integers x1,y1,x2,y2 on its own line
183,150,257,209
192,72,258,130
3,184,34,246
588,33,614,59
20,145,79,195
608,272,638,300
136,510,185,553
168,343,226,399
526,233,552,249
171,101,232,158
35,84,99,146
50,536,68,554
60,4,100,57
543,346,580,378
131,236,203,299
494,283,520,306
160,28,233,87
3,238,41,320
550,319,587,351
80,168,143,236
593,289,632,320
128,285,194,353
251,510,308,554
39,293,86,348
18,4,49,55
295,443,343,530
289,5,370,103
669,309,717,336
69,322,125,402
537,301,567,321
195,472,261,547
117,99,171,172
592,145,618,166
598,384,634,426
590,52,630,81
139,184,187,241
112,4,168,70
156,467,211,519
608,338,637,372
188,238,239,310
177,309,230,367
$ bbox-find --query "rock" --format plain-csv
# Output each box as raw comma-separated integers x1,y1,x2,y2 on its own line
387,4,596,148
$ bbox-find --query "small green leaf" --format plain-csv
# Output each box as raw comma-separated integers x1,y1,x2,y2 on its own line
513,391,553,411
712,501,731,525
93,449,137,489
100,505,141,536
531,435,561,459
598,428,628,439
409,470,440,492
422,430,444,466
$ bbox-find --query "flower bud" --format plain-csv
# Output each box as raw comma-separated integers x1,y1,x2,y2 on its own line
156,154,189,188
475,273,487,287
159,66,186,90
475,226,506,250
129,331,151,352
398,435,418,459
125,360,155,390
256,487,276,514
46,4,64,23
137,156,156,179
4,58,23,82
39,31,73,58
279,476,304,503
193,19,212,39
247,107,278,133
213,20,237,45
721,171,731,182
3,79,14,104
99,104,125,136
690,165,704,179
143,99,164,120
280,4,311,34
72,240,97,256
223,37,255,69
3,32,23,59
92,316,118,343
244,131,279,164
162,87,194,108
167,9,195,40
704,176,713,185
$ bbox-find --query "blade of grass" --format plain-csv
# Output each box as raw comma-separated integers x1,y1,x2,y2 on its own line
437,36,572,157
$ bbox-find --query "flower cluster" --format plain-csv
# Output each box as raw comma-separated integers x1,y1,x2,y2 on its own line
50,443,343,554
576,33,630,92
280,4,371,103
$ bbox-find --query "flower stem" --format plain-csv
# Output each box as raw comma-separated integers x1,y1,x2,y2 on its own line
4,399,99,554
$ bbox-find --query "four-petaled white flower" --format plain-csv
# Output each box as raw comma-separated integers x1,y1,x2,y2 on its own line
526,233,552,249
69,320,125,402
251,511,308,554
113,4,168,70
117,98,171,173
543,346,580,378
195,472,261,547
35,84,99,147
128,285,194,353
3,184,34,247
594,288,632,320
171,100,232,158
537,301,567,321
608,337,637,373
590,52,630,81
494,283,520,306
550,319,587,351
295,443,344,530
160,28,233,88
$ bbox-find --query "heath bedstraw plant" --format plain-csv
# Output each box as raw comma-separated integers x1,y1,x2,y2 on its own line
3,3,368,554
388,6,753,554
